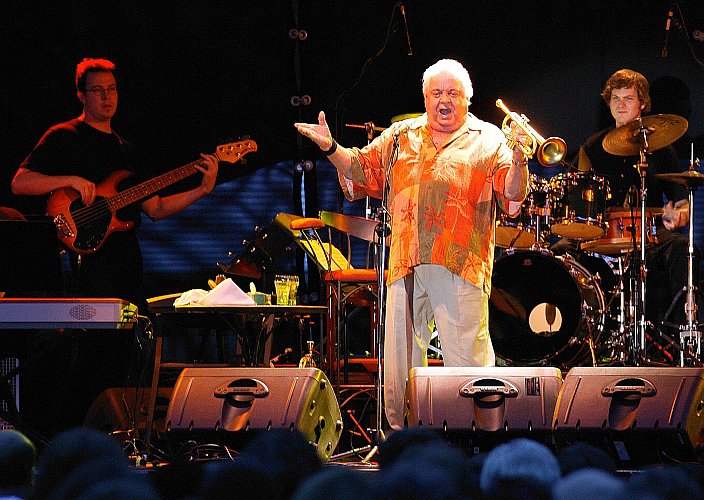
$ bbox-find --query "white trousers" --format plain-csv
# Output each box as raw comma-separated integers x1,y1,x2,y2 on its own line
383,264,495,429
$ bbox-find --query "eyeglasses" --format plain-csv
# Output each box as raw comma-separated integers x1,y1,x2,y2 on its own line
84,86,117,96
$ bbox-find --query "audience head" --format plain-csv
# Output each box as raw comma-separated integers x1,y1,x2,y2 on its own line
44,457,157,500
627,465,704,499
199,456,279,500
240,429,321,498
0,430,36,498
374,438,472,499
377,427,445,469
479,438,560,499
30,427,127,500
291,464,374,500
552,468,627,500
557,442,617,475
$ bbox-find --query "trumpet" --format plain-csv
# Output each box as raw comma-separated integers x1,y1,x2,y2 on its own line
496,99,567,167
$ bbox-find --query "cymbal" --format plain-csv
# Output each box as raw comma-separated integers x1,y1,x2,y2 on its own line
656,169,704,187
390,113,422,123
602,114,688,156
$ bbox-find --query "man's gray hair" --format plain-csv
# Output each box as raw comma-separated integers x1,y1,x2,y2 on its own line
422,59,473,105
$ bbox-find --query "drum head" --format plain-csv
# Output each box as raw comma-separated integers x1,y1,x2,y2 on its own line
489,252,587,366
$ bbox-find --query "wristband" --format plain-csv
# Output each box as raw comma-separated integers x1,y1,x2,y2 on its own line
322,138,338,156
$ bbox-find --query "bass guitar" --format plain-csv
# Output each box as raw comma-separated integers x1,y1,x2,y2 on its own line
47,139,257,254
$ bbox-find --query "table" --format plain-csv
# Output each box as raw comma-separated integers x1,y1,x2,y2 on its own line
144,297,327,449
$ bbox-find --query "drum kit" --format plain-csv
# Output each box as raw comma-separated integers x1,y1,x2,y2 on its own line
491,113,704,370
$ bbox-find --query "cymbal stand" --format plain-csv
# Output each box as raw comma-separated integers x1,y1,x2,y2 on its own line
631,122,651,364
678,153,701,366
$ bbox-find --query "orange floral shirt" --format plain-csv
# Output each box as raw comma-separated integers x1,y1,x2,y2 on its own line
338,113,524,294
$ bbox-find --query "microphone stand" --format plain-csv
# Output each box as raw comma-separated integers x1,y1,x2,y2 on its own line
364,122,376,219
363,130,401,462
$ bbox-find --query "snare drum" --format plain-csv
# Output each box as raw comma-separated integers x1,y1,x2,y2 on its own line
549,172,609,240
580,209,658,255
495,175,550,249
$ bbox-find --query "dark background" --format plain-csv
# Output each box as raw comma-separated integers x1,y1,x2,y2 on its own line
2,0,704,300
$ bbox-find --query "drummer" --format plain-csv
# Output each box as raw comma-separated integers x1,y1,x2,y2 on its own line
556,68,698,329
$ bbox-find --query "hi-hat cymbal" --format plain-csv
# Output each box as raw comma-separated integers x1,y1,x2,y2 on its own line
656,169,704,187
602,114,688,156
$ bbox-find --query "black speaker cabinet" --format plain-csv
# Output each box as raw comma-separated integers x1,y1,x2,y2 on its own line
84,387,172,434
165,367,343,461
405,367,562,452
553,367,704,466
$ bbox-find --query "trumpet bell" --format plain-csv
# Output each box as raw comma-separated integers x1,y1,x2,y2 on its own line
537,137,567,167
496,99,567,167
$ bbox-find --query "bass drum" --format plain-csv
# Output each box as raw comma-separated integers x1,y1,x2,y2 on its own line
489,251,605,368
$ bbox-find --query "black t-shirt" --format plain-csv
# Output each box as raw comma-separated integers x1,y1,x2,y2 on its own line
21,118,149,225
21,118,151,306
579,126,687,209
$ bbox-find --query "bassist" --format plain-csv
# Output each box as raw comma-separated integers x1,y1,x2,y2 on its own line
11,58,219,310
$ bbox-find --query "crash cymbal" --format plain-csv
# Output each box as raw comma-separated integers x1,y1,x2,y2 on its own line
656,169,704,187
390,113,422,123
602,114,688,156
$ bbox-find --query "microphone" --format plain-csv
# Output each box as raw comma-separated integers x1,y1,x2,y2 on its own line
400,3,413,56
393,124,410,139
662,5,674,57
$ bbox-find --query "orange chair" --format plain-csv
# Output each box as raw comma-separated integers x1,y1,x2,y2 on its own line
290,214,381,390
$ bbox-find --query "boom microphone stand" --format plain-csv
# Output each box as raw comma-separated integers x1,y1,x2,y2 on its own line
363,128,402,462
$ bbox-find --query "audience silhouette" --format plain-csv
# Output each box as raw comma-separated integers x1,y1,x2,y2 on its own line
14,425,704,499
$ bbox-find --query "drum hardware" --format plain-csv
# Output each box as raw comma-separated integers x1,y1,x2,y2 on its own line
496,174,552,251
496,99,567,167
655,145,703,366
602,114,688,366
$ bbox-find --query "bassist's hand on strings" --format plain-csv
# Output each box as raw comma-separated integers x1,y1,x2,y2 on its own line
69,176,96,206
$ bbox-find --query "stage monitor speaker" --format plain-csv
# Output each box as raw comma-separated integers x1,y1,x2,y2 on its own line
165,367,343,461
553,367,704,467
405,367,562,453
